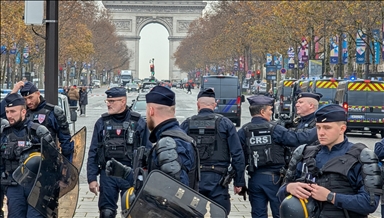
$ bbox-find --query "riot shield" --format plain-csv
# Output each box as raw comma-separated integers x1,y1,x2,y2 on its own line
125,170,227,218
27,137,79,218
58,126,86,217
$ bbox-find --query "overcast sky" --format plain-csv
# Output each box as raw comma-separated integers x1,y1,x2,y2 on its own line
98,1,214,80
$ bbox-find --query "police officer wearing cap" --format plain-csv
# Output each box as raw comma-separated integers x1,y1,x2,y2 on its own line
86,87,151,218
1,93,56,217
277,104,382,218
180,88,245,215
292,92,322,129
1,81,74,161
374,138,384,218
237,95,318,218
145,85,198,188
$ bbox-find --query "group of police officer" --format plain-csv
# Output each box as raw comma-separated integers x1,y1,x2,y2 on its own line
1,80,383,218
0,81,74,218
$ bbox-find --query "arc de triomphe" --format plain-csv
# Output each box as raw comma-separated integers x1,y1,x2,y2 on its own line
102,1,207,80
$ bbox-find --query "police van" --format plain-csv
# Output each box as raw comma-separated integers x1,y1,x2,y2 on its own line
334,79,384,138
302,78,342,107
200,75,244,127
274,79,297,119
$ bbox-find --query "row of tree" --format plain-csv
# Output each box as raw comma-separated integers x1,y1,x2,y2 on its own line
0,1,130,87
174,1,384,79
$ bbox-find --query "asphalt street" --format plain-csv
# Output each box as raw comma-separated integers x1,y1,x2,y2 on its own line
4,85,381,217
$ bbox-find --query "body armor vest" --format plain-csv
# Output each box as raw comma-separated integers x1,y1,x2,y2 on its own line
1,125,40,185
27,103,56,139
301,144,369,218
187,114,229,164
98,112,140,167
244,122,285,172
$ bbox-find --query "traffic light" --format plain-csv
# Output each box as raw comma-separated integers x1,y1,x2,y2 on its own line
256,70,261,79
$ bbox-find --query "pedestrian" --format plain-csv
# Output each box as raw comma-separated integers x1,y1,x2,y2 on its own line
79,87,88,117
180,88,246,215
374,138,384,218
278,104,382,218
1,81,73,161
86,87,152,218
1,93,56,217
237,95,318,218
67,85,79,107
0,118,9,218
187,82,192,94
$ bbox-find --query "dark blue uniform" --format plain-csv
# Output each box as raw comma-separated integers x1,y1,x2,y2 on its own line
149,118,195,186
87,108,151,215
1,119,44,218
374,138,384,218
277,138,380,216
238,117,317,218
295,112,315,129
27,98,73,159
180,108,246,214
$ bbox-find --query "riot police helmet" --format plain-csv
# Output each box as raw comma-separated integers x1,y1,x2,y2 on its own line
280,195,320,218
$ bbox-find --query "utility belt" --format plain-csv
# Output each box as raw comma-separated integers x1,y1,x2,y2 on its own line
200,165,227,175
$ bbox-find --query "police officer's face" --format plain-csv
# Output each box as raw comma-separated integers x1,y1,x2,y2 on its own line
261,105,273,121
5,106,26,125
316,122,346,147
105,97,126,114
24,92,41,110
295,98,311,116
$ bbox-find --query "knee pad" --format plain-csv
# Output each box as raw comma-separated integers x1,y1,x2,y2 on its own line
100,208,116,218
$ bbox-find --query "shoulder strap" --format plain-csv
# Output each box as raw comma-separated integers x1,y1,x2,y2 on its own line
161,130,194,144
129,111,141,122
44,103,55,111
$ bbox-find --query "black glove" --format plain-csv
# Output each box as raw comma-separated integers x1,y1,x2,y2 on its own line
238,186,248,201
106,158,132,179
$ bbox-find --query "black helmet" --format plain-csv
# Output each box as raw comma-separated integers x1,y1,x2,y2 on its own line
280,195,320,218
22,152,41,175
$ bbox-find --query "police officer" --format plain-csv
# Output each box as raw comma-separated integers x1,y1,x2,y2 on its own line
2,81,74,161
237,95,318,218
277,104,382,217
145,85,198,188
1,93,56,217
374,138,384,218
86,87,152,218
180,88,246,215
292,92,321,129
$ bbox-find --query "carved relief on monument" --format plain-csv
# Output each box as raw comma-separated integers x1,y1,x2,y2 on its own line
113,20,132,32
177,20,192,33
136,16,173,33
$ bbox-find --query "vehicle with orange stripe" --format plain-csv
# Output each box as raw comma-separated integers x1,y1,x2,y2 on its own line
304,78,342,106
274,79,296,119
334,79,384,138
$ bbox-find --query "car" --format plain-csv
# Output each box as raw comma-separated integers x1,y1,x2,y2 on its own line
159,81,172,89
274,79,296,120
140,82,157,93
108,83,120,89
252,81,267,94
200,75,245,127
92,80,101,88
130,98,147,120
125,83,139,93
175,82,182,89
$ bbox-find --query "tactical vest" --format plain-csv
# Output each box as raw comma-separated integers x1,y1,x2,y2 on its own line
301,144,373,218
147,130,200,191
187,114,229,164
27,103,56,139
1,124,41,185
97,111,141,167
244,122,285,172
